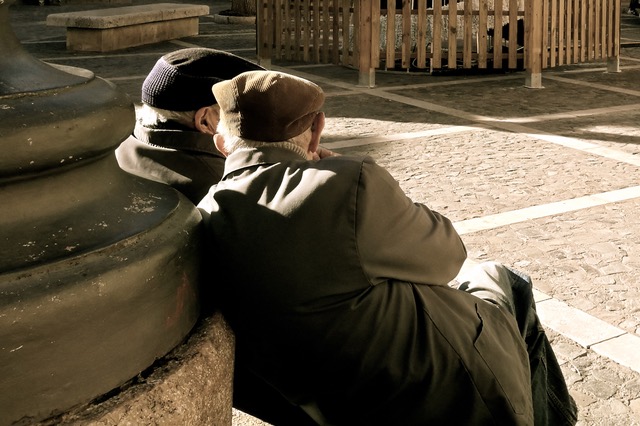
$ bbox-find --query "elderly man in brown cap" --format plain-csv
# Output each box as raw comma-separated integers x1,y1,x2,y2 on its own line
115,48,263,204
198,70,577,426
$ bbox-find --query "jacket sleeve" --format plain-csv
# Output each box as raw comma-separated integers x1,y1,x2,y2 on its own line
355,158,467,286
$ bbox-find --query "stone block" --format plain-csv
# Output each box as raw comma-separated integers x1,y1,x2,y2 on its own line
46,3,209,51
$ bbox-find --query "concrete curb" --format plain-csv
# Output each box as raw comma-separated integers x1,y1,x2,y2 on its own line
211,13,255,25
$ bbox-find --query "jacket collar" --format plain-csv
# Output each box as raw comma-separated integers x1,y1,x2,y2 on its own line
133,122,220,156
222,146,307,180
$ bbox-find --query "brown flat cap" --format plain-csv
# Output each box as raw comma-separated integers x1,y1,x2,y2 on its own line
212,70,325,142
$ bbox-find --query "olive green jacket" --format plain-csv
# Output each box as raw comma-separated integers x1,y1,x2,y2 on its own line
116,122,224,204
198,146,533,425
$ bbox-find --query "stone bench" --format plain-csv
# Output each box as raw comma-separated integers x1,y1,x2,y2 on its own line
46,3,209,52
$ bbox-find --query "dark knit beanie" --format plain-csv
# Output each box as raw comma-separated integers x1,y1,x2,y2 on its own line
213,71,325,142
141,48,264,112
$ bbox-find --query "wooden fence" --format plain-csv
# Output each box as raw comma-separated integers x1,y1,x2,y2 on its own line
538,0,621,68
256,0,621,87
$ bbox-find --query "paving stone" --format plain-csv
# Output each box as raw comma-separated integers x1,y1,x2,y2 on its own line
572,389,598,408
593,334,640,375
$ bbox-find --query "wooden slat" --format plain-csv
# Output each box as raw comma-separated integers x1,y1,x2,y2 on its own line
592,0,597,60
524,0,530,69
508,0,517,69
600,0,607,58
572,0,582,64
448,0,457,69
312,0,320,62
607,0,614,57
432,0,443,69
565,0,572,64
268,1,275,59
595,0,601,60
341,0,350,66
593,0,599,59
478,0,488,69
579,0,586,62
463,0,473,68
353,0,360,68
613,0,620,58
282,0,291,60
558,0,564,65
332,0,340,63
273,0,282,60
600,0,606,59
402,0,412,69
417,0,427,69
294,0,301,60
371,0,380,68
587,0,595,61
549,0,556,67
322,0,330,63
541,0,549,68
385,0,396,70
493,0,503,69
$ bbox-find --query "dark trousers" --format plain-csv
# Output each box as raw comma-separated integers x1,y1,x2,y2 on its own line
510,267,578,426
456,262,578,426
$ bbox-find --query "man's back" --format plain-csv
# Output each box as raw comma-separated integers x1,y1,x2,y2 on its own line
199,145,533,425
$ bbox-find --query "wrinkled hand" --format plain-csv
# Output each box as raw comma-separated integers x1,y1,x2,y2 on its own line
312,146,340,160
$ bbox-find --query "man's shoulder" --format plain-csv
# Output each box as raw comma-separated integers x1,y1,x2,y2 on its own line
313,154,376,171
319,154,390,180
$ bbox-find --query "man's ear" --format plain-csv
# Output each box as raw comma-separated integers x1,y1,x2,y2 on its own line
308,112,325,154
214,133,229,157
195,105,220,135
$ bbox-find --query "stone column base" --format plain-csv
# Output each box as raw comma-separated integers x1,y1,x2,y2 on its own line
46,312,235,426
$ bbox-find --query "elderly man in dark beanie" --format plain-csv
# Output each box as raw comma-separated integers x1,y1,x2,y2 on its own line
198,70,576,426
115,48,263,204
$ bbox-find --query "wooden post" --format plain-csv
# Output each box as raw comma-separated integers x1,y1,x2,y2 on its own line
463,0,473,69
342,0,351,66
385,0,396,70
402,0,411,69
357,0,375,87
477,0,488,69
256,0,272,68
448,0,457,69
525,0,543,88
417,0,427,69
607,0,620,72
493,0,503,69
431,0,442,71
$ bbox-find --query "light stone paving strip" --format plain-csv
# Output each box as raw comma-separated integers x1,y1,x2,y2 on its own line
309,63,640,376
498,103,640,124
544,74,640,98
323,126,480,149
451,186,640,235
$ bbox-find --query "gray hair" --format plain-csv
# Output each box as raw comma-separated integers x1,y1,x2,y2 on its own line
137,103,197,129
216,119,311,159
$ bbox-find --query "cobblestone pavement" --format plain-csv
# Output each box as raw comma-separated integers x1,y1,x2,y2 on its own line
8,0,640,424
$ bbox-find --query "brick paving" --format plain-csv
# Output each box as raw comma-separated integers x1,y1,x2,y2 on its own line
7,0,640,424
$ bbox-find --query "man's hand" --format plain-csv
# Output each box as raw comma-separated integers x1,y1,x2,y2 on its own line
312,146,340,160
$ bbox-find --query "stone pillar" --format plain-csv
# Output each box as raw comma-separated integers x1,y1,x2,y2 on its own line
0,1,233,424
